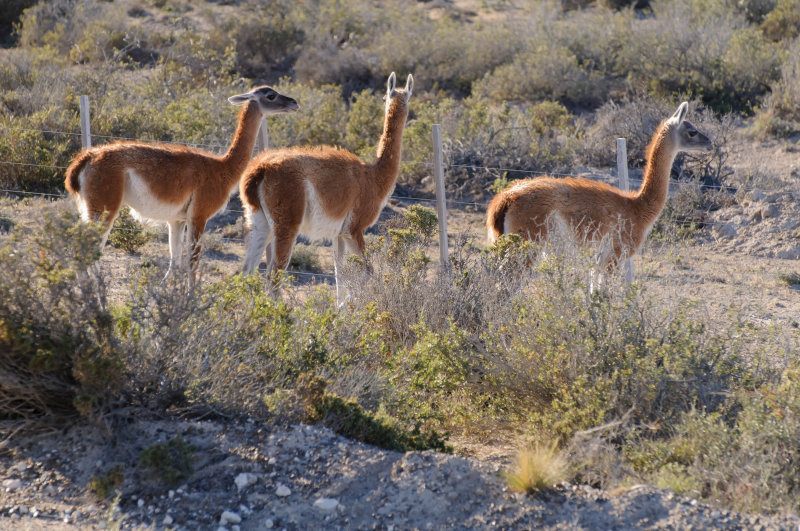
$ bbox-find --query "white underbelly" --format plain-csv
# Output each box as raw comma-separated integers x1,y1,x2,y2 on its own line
298,181,347,242
123,169,189,222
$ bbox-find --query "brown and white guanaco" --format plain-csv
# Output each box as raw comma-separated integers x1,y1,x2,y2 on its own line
64,86,299,285
239,72,412,302
486,102,712,269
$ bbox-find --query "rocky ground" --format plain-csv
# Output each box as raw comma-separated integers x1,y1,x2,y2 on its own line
2,419,800,531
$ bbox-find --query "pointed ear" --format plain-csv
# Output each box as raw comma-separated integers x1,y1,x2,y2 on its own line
404,74,413,96
672,101,688,123
228,93,252,106
387,72,396,95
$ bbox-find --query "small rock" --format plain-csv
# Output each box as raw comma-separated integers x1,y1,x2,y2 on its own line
19,506,28,515
163,515,174,526
235,472,258,491
232,526,240,531
313,498,339,512
238,504,252,517
747,189,765,202
220,510,242,525
712,222,737,240
275,484,291,497
263,518,274,528
44,485,57,496
3,479,22,491
761,204,780,219
168,490,175,499
137,499,145,508
268,457,277,465
217,527,228,531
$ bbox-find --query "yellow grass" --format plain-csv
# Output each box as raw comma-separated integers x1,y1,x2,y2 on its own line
503,441,567,494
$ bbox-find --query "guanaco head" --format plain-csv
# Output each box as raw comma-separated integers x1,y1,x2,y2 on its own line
228,86,300,115
666,102,713,153
384,72,413,115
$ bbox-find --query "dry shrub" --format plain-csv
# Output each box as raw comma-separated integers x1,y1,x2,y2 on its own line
0,210,125,428
753,37,800,138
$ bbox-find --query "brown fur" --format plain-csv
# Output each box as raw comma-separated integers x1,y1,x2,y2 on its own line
64,151,90,194
239,73,412,301
63,86,298,284
486,103,711,268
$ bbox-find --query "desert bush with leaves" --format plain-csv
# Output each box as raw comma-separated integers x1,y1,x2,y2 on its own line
753,36,800,138
108,207,151,254
0,211,126,423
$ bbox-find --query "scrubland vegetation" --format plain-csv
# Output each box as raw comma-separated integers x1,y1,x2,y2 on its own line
1,0,800,517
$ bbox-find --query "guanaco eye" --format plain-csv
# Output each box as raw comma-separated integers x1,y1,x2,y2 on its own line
687,130,697,138
267,92,277,101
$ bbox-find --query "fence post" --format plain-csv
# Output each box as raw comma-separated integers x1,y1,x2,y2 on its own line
616,137,634,283
431,124,449,271
254,116,269,155
79,95,91,149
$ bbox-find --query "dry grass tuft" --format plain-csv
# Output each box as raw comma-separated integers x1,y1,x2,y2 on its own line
504,441,568,494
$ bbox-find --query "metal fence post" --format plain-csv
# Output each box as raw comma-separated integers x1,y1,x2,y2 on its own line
79,96,92,149
432,124,449,271
616,137,634,283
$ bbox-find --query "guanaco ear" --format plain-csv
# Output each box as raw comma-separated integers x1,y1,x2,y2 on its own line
228,92,253,106
671,101,688,123
404,74,413,96
387,72,396,95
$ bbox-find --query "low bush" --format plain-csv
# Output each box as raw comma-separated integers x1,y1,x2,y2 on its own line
753,37,800,138
297,373,450,452
0,211,125,423
139,435,194,486
108,207,150,254
90,465,125,499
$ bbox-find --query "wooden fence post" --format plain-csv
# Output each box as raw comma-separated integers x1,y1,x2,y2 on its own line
432,124,449,271
255,116,269,155
79,95,92,149
616,137,634,283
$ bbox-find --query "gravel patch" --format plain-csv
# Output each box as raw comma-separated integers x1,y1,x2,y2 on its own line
1,419,798,530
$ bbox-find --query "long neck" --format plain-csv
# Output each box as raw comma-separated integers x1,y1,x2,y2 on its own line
221,101,263,185
634,123,677,226
373,100,409,194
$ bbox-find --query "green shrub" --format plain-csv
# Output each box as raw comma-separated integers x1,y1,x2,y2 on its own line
344,88,383,160
288,243,322,273
139,435,194,486
0,210,126,421
108,207,150,254
297,373,450,452
753,37,800,137
760,0,800,41
90,464,124,499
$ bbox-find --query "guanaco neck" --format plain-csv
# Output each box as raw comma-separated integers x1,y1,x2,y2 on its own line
634,122,678,227
221,101,263,187
373,98,409,195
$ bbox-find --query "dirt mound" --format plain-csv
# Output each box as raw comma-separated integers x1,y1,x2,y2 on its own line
2,420,798,530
